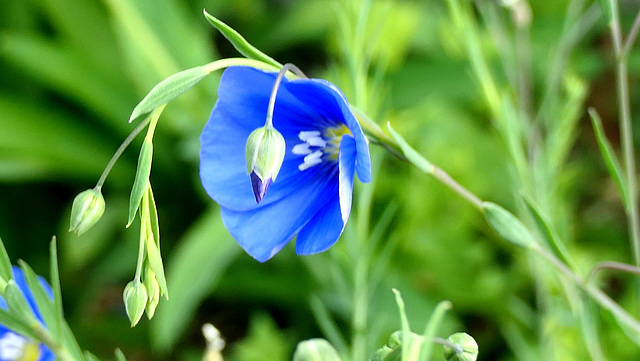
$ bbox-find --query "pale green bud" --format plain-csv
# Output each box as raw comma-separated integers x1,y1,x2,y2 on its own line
69,188,105,236
245,126,286,203
144,266,160,319
123,280,148,327
443,333,478,361
292,339,342,361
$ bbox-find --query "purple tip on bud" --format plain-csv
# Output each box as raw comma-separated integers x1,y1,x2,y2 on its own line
250,172,272,203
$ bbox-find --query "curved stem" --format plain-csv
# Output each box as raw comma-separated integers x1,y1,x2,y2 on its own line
587,261,640,284
265,63,307,128
95,116,153,190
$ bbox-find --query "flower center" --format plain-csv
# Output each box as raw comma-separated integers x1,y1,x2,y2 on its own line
0,332,40,361
291,125,351,171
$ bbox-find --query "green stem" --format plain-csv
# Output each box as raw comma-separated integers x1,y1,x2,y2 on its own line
265,64,307,128
622,9,640,57
31,323,75,361
587,261,640,284
134,230,146,282
609,0,640,300
532,243,640,336
95,115,153,190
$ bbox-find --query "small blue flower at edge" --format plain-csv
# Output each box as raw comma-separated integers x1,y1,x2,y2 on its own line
200,66,372,262
0,267,54,361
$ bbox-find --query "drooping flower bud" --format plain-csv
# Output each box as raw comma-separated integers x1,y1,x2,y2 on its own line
443,332,478,361
143,266,160,319
69,188,105,236
292,339,341,361
245,126,286,203
123,280,148,327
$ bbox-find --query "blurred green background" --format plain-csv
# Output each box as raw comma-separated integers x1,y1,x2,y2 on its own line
1,0,640,360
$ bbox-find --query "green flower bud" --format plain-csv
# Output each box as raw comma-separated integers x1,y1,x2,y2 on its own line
123,280,148,327
292,339,341,361
69,188,105,236
144,266,160,319
443,333,478,361
245,126,286,203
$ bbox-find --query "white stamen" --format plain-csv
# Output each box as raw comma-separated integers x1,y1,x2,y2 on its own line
299,158,322,171
304,150,323,163
292,143,312,155
0,333,26,361
298,151,323,171
306,136,327,147
298,130,321,141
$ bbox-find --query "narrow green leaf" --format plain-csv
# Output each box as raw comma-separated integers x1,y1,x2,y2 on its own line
0,308,37,339
203,10,281,69
0,237,13,282
482,202,536,249
115,348,127,361
127,138,153,227
60,317,86,361
146,185,160,250
84,351,101,361
521,194,577,270
589,108,629,209
392,289,411,361
386,123,435,174
419,300,452,361
50,238,64,339
145,232,168,298
4,281,37,325
17,261,57,339
129,65,209,122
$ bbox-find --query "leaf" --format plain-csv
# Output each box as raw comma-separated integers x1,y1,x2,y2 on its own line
145,227,168,298
203,10,281,69
127,138,153,227
386,123,435,174
0,238,13,282
17,261,57,339
146,186,160,257
4,281,37,325
128,65,210,122
0,308,36,340
50,238,64,339
419,300,452,361
392,289,412,361
115,349,127,361
521,194,577,270
150,207,240,354
482,202,536,249
589,108,628,209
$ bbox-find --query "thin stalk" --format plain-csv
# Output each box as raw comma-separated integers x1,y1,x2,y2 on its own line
431,166,483,211
31,323,75,361
609,0,640,289
265,63,307,128
95,115,153,190
532,243,640,336
622,9,640,57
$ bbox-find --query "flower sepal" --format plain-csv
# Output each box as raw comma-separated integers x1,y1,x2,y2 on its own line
245,126,286,203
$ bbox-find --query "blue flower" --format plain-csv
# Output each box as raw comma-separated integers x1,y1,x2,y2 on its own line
200,66,372,262
0,267,54,361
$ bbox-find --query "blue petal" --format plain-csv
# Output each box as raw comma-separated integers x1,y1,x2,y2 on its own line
220,172,337,262
296,136,356,255
200,67,338,212
286,79,371,183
